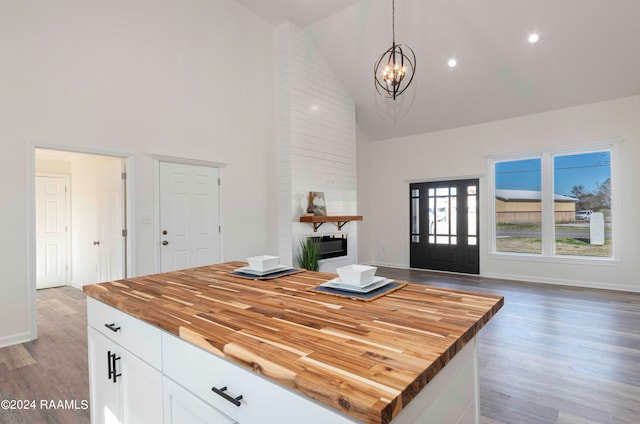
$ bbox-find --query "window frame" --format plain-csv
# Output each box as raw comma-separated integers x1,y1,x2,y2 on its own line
488,140,621,264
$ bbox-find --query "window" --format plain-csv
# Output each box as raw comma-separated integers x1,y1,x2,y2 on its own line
494,158,542,254
467,185,478,246
492,144,614,259
411,188,420,243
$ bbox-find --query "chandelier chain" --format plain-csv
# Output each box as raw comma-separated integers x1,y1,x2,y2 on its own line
392,0,396,45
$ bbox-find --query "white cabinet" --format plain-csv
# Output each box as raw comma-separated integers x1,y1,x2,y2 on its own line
119,344,163,423
86,298,162,369
163,377,236,424
87,299,163,424
87,328,121,423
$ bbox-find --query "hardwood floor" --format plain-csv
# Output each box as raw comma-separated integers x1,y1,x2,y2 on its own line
0,286,89,424
376,267,640,424
1,272,638,424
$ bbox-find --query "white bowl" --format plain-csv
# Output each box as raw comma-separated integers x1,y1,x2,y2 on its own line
336,265,377,286
247,255,280,272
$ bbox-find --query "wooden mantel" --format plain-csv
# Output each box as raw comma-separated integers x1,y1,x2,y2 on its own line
299,215,363,232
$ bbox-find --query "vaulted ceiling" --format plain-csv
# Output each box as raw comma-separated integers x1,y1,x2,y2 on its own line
234,0,640,141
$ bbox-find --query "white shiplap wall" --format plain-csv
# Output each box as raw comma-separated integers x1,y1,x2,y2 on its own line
276,22,358,272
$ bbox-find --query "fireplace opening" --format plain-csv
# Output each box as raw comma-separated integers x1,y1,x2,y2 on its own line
311,234,347,260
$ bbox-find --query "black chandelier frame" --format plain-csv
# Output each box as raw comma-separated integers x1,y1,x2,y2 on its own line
374,0,416,100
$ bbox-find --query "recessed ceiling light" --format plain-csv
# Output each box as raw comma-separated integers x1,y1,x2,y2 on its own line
528,33,540,44
448,58,457,68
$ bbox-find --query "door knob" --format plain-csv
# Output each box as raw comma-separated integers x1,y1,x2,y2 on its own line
162,240,168,246
93,241,100,246
162,230,168,235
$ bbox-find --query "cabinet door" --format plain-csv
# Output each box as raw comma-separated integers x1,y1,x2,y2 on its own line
88,328,122,424
164,377,236,424
121,348,163,424
88,326,163,424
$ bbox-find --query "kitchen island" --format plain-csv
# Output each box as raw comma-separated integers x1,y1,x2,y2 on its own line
83,261,503,424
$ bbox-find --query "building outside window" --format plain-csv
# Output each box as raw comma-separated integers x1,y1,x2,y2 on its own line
492,144,614,259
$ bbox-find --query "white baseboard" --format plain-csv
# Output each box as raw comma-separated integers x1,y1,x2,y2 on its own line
366,263,640,293
0,331,35,349
69,281,85,290
363,261,407,269
481,271,640,293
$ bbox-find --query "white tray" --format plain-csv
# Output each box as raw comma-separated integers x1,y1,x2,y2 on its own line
235,265,292,276
320,276,392,293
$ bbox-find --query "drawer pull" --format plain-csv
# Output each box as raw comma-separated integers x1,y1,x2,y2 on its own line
212,386,243,406
105,323,121,333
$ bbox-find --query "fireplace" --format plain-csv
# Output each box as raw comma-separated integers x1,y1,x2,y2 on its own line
311,234,348,260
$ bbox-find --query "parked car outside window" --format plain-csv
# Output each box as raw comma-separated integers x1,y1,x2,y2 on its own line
575,210,593,221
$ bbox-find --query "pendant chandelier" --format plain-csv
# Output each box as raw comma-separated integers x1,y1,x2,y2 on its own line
374,0,416,100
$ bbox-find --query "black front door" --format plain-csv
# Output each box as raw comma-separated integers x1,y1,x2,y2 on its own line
410,179,479,274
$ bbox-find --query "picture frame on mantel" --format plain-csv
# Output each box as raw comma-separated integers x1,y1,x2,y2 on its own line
306,191,327,216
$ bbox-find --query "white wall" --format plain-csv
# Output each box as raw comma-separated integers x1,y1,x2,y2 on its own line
0,0,277,346
356,125,374,264
361,95,640,292
276,22,358,272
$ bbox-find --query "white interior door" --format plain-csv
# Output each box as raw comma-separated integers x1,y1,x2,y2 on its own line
35,176,69,289
159,162,220,273
96,159,125,282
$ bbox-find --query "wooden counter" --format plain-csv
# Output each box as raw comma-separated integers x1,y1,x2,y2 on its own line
83,262,503,424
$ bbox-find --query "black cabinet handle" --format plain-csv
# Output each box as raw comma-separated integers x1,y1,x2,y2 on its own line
107,350,121,383
105,323,121,332
212,386,243,406
107,350,112,380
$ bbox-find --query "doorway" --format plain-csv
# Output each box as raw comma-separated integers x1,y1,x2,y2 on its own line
159,161,221,272
410,179,479,274
34,149,129,288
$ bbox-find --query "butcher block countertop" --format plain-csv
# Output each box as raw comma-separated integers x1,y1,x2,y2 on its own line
83,261,503,424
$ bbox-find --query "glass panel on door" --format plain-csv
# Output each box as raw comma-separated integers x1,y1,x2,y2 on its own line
467,185,477,246
429,186,458,245
411,188,420,243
